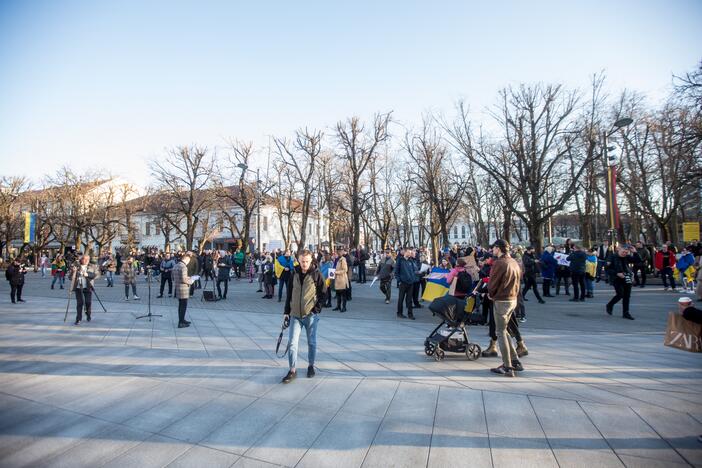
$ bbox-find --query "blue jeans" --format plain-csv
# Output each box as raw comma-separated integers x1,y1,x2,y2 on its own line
288,313,319,370
585,277,594,295
52,274,65,288
105,271,114,286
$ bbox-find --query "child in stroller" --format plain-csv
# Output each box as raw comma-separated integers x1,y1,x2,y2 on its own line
424,291,485,361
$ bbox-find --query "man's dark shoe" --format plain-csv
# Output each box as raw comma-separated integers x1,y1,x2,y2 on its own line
606,304,613,315
157,295,163,298
413,304,423,309
178,322,190,328
18,299,25,303
408,314,416,320
256,289,263,292
86,314,91,322
183,320,191,325
282,370,297,383
397,313,406,319
623,313,635,320
538,299,545,304
490,365,515,377
579,298,585,302
569,298,578,302
340,308,346,313
511,360,524,372
74,320,80,326
307,366,315,378
332,307,340,311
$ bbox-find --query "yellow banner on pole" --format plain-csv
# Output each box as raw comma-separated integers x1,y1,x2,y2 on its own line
683,222,700,242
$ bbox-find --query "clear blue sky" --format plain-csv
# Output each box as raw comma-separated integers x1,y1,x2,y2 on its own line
1,0,700,187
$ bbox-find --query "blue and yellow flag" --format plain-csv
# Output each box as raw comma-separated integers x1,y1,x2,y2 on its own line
23,212,36,244
421,267,451,302
274,257,284,278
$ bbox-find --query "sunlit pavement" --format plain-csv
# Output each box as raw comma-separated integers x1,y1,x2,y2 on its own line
1,273,700,467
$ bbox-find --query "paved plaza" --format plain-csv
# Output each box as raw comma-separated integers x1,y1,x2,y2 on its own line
0,272,701,467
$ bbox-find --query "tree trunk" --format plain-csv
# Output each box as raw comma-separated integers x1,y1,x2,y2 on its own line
528,222,545,253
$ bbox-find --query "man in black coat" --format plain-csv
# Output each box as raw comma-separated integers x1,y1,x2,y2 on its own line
522,246,545,304
567,245,588,302
6,258,27,303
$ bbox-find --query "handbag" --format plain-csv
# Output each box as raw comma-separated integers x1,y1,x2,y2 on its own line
664,312,702,353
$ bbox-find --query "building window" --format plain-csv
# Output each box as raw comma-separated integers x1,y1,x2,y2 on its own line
453,226,458,238
145,222,151,236
263,216,268,232
461,225,465,238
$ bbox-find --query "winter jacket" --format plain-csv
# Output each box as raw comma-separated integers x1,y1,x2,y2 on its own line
173,260,194,299
487,255,521,301
522,252,538,277
540,251,557,279
285,265,326,318
654,251,676,271
217,256,232,280
121,263,137,284
676,252,695,273
333,256,350,290
6,264,26,286
566,250,588,275
396,256,417,285
376,256,395,281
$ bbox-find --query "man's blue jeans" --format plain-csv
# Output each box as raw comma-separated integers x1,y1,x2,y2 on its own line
288,313,319,370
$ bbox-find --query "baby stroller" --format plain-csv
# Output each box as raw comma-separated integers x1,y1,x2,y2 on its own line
424,294,484,361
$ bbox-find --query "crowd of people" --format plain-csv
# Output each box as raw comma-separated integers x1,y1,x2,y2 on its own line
4,237,702,381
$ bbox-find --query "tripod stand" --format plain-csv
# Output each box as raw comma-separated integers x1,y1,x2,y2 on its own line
136,267,162,321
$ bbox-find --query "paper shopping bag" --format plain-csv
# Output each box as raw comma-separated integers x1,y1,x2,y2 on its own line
664,312,702,353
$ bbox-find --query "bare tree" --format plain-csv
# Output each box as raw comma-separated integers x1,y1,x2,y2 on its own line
273,128,323,253
405,117,467,261
216,140,260,247
149,145,215,251
335,113,391,248
448,85,586,251
0,176,31,258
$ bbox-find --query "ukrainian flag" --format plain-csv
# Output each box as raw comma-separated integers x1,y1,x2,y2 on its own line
274,257,285,278
421,267,451,301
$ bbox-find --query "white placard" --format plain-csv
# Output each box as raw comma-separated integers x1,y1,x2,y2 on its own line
553,252,571,267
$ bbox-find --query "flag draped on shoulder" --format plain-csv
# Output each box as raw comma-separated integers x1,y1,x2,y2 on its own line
422,267,451,301
274,256,285,278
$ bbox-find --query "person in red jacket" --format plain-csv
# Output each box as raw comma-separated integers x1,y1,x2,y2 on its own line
654,245,677,291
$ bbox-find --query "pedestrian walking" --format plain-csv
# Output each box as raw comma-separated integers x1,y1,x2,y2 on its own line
606,246,636,320
174,252,196,328
281,250,326,383
377,249,395,304
487,239,524,377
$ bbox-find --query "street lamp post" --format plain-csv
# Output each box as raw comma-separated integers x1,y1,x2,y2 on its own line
603,117,633,247
237,163,261,253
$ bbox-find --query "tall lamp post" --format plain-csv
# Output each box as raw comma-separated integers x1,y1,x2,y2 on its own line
237,163,261,253
604,117,633,247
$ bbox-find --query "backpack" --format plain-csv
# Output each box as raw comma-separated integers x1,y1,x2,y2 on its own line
455,271,472,294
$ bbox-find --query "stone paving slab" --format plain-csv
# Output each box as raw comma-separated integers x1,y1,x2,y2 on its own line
0,274,701,467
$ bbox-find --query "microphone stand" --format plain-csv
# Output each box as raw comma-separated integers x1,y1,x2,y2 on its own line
136,267,162,321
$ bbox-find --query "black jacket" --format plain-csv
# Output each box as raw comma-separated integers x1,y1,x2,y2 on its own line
6,264,26,286
566,251,587,274
522,252,538,277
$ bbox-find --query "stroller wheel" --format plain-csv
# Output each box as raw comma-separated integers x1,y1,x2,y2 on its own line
466,343,481,361
434,349,445,361
424,344,435,356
